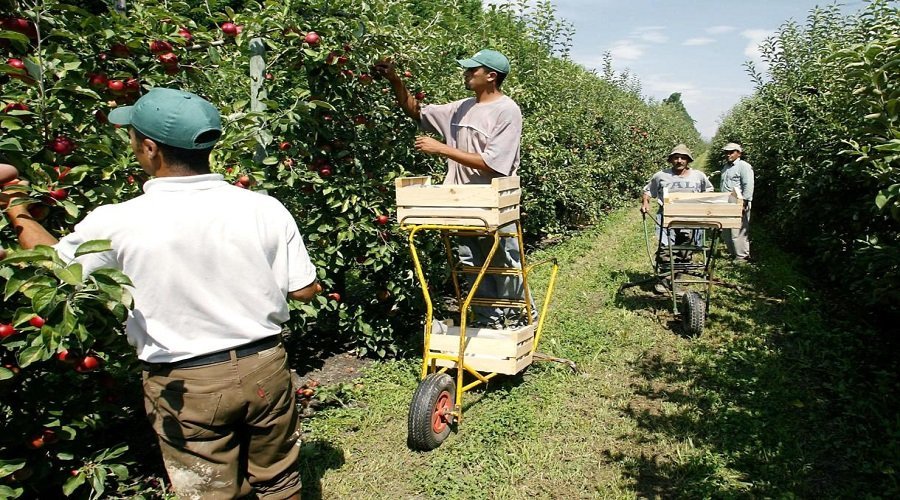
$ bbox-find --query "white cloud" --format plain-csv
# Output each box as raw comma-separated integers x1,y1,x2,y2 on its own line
633,26,668,44
609,40,644,61
741,29,775,70
683,37,715,46
706,25,736,35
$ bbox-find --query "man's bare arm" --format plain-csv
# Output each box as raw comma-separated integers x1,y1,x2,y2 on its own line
1,182,59,249
372,59,420,121
288,281,322,303
414,136,493,172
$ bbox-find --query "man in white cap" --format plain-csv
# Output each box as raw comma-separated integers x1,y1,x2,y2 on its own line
641,144,714,271
719,142,754,261
374,49,530,326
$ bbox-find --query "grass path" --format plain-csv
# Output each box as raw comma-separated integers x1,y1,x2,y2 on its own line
297,208,895,498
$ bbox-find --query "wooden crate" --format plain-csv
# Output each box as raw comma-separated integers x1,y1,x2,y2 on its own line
662,188,743,229
428,320,534,375
395,176,520,227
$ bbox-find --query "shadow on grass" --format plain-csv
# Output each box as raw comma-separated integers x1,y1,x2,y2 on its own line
299,439,345,499
611,236,900,497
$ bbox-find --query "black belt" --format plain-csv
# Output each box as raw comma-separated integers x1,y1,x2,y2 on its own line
142,336,281,371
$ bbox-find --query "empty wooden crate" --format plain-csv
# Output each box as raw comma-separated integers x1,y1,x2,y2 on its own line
395,176,521,227
428,320,534,375
662,188,744,229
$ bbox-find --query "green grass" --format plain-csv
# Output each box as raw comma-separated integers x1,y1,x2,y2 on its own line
297,208,899,498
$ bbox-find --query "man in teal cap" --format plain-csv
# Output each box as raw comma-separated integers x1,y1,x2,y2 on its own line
374,49,530,327
1,88,320,499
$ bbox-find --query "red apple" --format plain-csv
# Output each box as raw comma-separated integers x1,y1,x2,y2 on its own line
319,167,332,177
265,72,274,80
337,55,348,65
27,203,49,221
415,91,426,100
54,165,71,180
164,64,180,75
221,22,239,36
403,70,413,78
304,31,320,45
88,73,108,89
279,141,292,151
109,43,130,58
94,109,108,124
375,215,389,225
353,115,367,125
107,79,125,94
341,69,354,79
29,316,45,328
125,77,140,93
0,324,15,338
327,292,341,302
57,349,78,364
358,73,373,84
3,102,28,113
41,429,59,444
26,434,45,450
157,52,178,66
49,136,75,155
75,355,101,372
49,188,68,201
178,27,193,41
149,40,173,54
238,175,251,185
7,58,25,71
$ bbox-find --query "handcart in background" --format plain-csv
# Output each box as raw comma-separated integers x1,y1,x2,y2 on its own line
396,176,565,451
623,187,743,335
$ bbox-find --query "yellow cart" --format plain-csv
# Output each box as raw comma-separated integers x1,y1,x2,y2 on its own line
396,176,563,451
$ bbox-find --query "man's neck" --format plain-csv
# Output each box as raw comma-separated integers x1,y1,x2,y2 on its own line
474,87,504,103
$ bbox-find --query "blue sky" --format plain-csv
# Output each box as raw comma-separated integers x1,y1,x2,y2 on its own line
490,0,867,139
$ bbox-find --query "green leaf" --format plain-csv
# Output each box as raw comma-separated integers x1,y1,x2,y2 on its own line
75,240,112,257
0,459,26,477
0,485,23,498
107,464,128,480
875,192,888,209
17,345,45,368
31,286,59,315
4,273,26,300
90,268,133,287
0,367,14,380
90,468,107,498
62,473,86,496
54,263,83,286
309,100,335,110
1,246,57,264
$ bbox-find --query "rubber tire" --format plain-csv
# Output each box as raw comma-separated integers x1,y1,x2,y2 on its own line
682,291,705,336
407,373,456,451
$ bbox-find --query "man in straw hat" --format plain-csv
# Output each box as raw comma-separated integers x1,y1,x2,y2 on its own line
641,144,714,274
1,88,321,499
374,49,531,327
719,142,754,261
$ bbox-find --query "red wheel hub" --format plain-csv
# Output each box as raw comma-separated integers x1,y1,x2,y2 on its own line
431,390,452,433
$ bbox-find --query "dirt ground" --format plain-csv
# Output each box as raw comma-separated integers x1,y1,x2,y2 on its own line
291,351,373,388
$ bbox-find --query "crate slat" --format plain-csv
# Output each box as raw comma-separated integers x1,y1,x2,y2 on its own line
662,188,743,229
429,322,534,375
396,176,521,227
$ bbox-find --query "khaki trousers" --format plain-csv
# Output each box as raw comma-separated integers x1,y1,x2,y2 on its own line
142,344,301,499
724,207,751,259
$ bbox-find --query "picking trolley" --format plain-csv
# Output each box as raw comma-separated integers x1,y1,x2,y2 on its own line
396,176,564,451
625,188,744,335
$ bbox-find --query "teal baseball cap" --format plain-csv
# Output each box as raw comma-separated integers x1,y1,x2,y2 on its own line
457,49,510,74
108,88,222,150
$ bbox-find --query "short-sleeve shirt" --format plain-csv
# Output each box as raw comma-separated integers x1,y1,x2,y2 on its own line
420,95,522,185
644,168,714,202
54,174,317,363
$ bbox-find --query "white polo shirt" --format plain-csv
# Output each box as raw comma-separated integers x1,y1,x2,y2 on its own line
54,174,317,363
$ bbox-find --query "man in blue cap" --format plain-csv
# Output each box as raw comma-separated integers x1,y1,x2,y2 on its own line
1,88,320,499
374,49,529,327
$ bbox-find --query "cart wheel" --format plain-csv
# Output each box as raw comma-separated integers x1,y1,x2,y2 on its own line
407,373,456,451
682,291,705,335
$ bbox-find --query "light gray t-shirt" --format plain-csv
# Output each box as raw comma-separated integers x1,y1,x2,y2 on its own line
720,158,754,201
644,168,714,201
420,95,522,185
